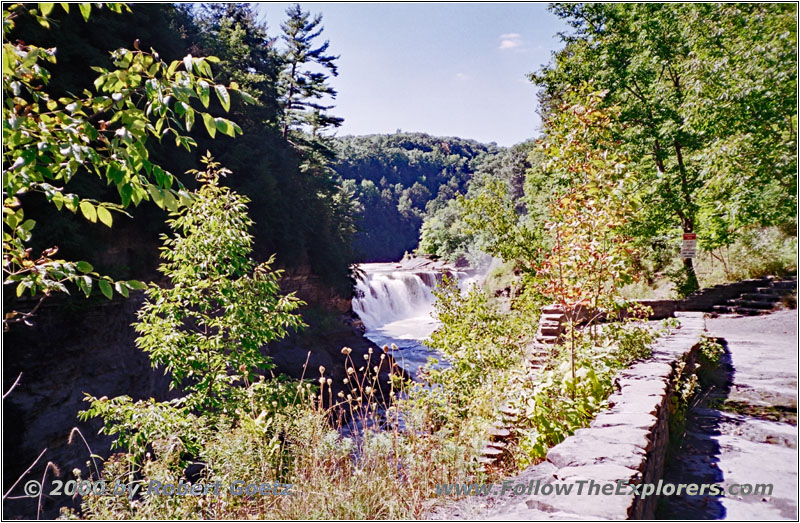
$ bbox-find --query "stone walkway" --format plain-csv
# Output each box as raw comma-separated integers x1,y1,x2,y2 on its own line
658,310,798,520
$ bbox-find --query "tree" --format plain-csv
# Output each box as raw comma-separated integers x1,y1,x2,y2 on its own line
3,2,243,328
82,155,305,459
278,3,342,141
535,89,641,396
533,3,797,293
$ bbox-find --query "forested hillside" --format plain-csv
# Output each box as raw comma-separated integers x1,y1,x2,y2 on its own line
332,133,499,261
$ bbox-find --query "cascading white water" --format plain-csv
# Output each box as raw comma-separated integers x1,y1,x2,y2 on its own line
352,262,470,376
353,270,438,332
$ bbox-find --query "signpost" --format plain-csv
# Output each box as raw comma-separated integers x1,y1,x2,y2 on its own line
681,233,697,259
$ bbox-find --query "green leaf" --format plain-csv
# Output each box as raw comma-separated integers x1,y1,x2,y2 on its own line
197,81,210,108
215,118,235,137
202,113,216,138
126,280,147,290
79,201,97,223
185,108,195,132
147,185,165,209
98,279,113,299
97,206,113,227
183,54,193,73
78,2,91,21
76,261,94,273
214,85,230,111
114,282,129,298
39,3,55,16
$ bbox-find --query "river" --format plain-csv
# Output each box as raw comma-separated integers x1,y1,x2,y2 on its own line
351,261,476,378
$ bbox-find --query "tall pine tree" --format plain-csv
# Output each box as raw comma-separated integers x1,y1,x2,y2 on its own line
279,3,343,141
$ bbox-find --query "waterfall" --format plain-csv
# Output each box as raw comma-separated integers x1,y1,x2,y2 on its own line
353,270,436,331
352,261,484,375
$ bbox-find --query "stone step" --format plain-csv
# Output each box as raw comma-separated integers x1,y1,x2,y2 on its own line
541,304,564,315
540,313,565,322
773,280,797,290
757,287,784,295
537,324,562,336
489,426,512,439
740,293,782,302
480,445,504,457
726,299,775,310
536,334,559,345
730,307,770,316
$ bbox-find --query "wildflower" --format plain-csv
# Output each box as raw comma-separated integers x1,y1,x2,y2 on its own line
337,391,345,398
341,347,352,355
319,365,326,376
365,386,373,394
347,367,355,375
326,378,332,386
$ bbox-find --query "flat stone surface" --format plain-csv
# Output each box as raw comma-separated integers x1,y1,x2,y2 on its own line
590,411,659,431
573,425,652,451
546,435,645,469
659,310,798,520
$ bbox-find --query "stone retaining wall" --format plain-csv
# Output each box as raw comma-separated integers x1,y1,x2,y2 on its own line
490,312,706,520
635,278,771,319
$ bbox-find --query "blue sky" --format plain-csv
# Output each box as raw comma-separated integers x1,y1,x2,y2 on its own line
254,3,569,146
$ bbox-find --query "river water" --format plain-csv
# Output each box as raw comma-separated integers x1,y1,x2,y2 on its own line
351,262,475,378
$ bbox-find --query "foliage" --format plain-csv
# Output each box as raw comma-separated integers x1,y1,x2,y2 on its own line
191,3,356,289
509,319,656,466
420,276,527,420
279,3,342,141
533,88,644,389
81,156,304,463
534,3,797,292
459,176,541,267
333,132,499,261
419,141,542,265
3,2,243,329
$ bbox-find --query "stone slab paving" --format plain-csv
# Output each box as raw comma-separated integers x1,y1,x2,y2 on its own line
658,309,798,520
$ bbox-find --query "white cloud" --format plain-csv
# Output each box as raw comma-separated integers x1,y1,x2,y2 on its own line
455,72,470,80
498,33,523,50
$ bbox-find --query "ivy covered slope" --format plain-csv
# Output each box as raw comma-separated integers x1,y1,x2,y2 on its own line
331,133,501,262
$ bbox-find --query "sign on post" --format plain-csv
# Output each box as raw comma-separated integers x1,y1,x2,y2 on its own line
681,233,697,259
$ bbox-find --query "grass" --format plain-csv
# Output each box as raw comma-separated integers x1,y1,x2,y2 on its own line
620,227,797,300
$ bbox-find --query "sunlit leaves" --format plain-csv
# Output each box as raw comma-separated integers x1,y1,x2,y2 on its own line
3,2,252,328
214,84,230,111
132,155,305,414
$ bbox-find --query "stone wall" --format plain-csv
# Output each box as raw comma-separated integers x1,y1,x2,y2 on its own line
489,312,706,520
634,278,771,319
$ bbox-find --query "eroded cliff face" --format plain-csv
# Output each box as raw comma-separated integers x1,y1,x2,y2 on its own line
278,265,353,314
2,267,369,519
